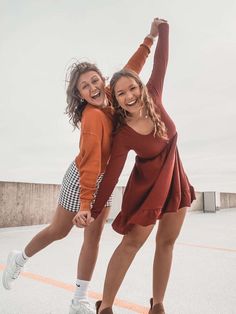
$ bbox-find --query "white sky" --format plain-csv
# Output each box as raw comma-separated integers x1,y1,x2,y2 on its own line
0,0,236,192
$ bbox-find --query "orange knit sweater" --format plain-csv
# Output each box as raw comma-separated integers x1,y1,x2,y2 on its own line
75,37,153,211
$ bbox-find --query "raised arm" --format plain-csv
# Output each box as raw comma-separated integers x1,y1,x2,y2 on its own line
123,18,162,74
147,22,169,99
91,132,130,219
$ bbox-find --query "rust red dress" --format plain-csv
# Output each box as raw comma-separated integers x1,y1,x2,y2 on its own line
91,23,196,234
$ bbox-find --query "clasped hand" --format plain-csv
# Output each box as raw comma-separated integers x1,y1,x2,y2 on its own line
73,211,94,228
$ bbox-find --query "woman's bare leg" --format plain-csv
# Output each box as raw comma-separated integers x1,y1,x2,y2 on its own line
152,207,187,305
99,224,154,313
77,206,111,280
25,205,75,257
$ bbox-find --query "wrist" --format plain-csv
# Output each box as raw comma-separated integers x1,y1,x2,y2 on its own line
147,34,157,41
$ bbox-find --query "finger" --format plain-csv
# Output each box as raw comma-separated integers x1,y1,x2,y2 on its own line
85,212,91,225
72,217,78,225
73,216,85,227
75,220,86,228
78,215,87,223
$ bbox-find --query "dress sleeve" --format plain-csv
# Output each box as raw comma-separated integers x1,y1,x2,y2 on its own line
123,37,153,74
91,132,129,219
79,112,103,211
146,23,169,99
104,37,153,99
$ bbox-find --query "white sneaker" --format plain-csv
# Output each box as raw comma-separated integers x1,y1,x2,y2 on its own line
69,299,96,314
2,250,24,290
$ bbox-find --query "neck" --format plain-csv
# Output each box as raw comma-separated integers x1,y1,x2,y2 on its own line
103,96,109,107
129,107,148,121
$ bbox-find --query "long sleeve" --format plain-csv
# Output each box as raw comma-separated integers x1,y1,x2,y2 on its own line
124,37,153,74
77,110,103,211
105,37,153,102
146,23,169,99
91,132,129,219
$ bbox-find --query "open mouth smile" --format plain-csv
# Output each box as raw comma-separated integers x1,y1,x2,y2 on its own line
91,91,101,99
126,99,138,107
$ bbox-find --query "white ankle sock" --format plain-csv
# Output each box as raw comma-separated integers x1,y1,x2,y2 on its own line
73,279,90,304
16,250,29,267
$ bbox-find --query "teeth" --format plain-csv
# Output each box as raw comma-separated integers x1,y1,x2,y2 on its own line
127,100,136,105
92,91,100,98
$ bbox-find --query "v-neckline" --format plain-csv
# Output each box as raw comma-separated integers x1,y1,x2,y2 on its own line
125,124,154,136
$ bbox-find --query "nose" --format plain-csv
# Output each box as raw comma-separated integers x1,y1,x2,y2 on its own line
126,91,133,101
90,85,97,92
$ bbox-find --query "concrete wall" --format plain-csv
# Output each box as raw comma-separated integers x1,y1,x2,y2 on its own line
220,192,236,209
0,181,235,227
0,181,60,228
190,191,204,211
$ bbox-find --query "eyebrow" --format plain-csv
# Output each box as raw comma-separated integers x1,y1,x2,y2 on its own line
116,83,136,93
79,75,99,86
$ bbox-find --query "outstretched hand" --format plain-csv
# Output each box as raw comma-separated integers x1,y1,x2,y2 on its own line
149,17,168,38
73,210,94,228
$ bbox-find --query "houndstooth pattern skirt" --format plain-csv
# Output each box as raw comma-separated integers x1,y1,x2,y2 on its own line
58,161,112,212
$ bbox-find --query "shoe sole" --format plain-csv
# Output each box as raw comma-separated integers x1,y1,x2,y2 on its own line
2,251,20,290
69,302,96,314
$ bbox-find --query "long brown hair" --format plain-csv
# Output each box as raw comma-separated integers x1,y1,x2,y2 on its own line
65,61,105,129
110,69,168,139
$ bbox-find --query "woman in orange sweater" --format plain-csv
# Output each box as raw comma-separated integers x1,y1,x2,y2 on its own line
78,21,195,314
2,18,161,314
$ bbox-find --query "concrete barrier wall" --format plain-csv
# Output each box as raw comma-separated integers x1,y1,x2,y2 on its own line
190,192,203,211
220,192,236,208
0,181,235,227
0,181,60,228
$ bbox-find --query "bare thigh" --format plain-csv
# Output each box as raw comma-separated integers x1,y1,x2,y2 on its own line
48,205,76,238
156,207,187,244
121,223,155,251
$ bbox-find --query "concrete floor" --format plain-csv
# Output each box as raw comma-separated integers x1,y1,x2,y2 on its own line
0,209,236,314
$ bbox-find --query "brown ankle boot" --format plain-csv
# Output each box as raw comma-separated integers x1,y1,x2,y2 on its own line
95,300,113,314
148,298,165,314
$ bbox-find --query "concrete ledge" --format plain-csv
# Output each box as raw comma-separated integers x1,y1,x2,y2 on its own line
0,181,235,227
0,181,59,227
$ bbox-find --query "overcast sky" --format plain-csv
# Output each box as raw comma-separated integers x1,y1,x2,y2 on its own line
1,0,236,193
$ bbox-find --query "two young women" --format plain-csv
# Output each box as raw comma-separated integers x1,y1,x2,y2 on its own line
2,18,162,314
76,22,195,314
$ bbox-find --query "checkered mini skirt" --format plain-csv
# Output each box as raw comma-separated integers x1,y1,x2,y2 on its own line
58,161,112,212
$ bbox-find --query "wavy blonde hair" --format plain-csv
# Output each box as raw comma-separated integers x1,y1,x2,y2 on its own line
65,62,105,129
110,69,168,139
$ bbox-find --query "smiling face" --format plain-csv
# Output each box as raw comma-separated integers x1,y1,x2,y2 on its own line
77,70,106,107
114,76,143,117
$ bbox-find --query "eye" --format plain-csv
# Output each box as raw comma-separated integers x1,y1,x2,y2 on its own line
92,78,99,84
81,84,88,90
117,92,124,96
130,86,137,91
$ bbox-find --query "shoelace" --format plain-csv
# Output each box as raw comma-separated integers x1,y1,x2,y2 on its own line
11,263,23,279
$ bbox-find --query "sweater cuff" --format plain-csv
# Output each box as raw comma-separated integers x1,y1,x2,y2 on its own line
80,200,91,212
141,37,153,53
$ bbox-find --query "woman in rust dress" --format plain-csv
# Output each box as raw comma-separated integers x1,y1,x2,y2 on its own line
78,21,195,314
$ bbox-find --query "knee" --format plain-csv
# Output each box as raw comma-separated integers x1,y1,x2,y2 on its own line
156,235,177,251
122,238,144,255
46,224,71,241
83,218,107,247
83,229,103,250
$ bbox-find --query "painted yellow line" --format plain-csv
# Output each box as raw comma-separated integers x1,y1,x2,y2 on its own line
0,264,149,313
177,242,236,253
